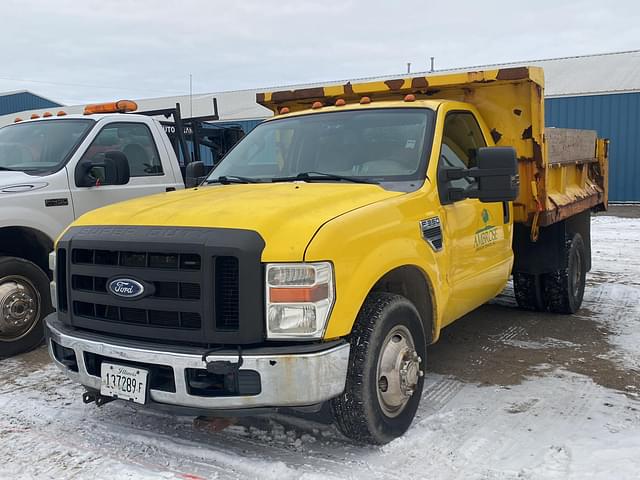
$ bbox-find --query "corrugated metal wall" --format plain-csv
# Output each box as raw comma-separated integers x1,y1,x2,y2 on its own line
545,92,640,202
0,92,61,116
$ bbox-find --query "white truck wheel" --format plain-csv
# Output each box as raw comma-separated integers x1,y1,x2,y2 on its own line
0,257,52,358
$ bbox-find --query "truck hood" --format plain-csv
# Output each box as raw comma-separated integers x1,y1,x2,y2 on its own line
72,182,404,260
0,171,49,194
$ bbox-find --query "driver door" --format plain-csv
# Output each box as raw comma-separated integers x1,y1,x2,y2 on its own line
437,109,512,322
68,121,179,218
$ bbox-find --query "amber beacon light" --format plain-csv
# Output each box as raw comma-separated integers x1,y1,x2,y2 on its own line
84,100,138,115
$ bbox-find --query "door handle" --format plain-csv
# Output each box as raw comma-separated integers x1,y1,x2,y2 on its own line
166,187,176,192
502,201,510,223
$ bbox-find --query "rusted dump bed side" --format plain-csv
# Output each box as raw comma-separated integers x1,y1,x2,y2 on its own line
257,67,608,230
542,127,608,229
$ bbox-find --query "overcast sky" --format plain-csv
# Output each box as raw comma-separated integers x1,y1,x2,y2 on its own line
1,0,639,105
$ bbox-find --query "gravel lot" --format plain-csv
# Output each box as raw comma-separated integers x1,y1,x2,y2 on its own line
1,213,639,479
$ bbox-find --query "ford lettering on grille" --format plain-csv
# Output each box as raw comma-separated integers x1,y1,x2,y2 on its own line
108,278,145,298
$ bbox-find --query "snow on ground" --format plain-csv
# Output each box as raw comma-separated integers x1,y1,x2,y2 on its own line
1,215,639,480
586,216,640,370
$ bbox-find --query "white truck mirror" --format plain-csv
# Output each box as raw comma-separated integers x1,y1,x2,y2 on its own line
75,151,130,187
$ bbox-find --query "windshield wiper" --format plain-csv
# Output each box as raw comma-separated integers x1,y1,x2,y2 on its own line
271,171,379,185
205,175,261,185
0,166,16,171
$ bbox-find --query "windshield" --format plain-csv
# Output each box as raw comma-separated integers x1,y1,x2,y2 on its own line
0,119,94,174
207,108,434,186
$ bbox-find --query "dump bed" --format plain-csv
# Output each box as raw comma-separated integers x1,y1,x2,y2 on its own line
257,67,608,237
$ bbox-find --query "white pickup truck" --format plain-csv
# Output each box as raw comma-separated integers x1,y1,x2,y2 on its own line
0,100,229,358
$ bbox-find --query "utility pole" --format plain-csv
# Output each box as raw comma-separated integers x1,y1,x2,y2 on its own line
407,62,411,74
429,57,435,73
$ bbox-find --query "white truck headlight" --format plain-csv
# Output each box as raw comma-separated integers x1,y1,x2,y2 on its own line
49,250,56,272
266,262,334,339
49,251,57,310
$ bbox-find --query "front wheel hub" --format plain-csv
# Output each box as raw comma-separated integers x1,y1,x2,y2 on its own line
376,325,424,418
0,276,40,341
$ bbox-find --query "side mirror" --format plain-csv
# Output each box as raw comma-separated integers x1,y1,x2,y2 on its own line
440,147,519,203
75,151,130,188
185,161,206,188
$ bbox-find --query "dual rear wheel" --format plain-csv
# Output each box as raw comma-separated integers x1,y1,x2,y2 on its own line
514,232,587,314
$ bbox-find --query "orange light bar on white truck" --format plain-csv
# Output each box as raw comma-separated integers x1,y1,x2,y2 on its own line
83,100,138,115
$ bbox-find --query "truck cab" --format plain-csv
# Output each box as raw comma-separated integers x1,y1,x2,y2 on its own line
45,67,607,444
1,104,187,358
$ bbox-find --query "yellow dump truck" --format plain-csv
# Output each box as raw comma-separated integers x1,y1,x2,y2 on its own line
46,67,607,444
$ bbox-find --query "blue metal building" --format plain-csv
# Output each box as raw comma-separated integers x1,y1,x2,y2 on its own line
0,90,61,116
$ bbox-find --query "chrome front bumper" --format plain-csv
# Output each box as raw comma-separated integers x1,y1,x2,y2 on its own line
46,315,350,411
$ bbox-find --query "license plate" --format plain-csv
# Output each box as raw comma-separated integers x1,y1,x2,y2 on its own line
100,362,149,404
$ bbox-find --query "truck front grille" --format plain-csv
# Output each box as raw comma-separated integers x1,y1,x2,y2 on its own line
55,226,266,346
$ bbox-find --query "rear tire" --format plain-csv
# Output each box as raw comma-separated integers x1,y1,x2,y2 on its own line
542,233,586,314
331,293,427,445
513,272,545,311
0,257,52,359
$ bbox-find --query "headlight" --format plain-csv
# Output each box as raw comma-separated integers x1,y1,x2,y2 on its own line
49,251,56,272
265,262,334,339
49,251,57,310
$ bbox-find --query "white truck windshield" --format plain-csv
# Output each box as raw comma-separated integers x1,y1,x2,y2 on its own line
208,108,434,184
0,119,94,174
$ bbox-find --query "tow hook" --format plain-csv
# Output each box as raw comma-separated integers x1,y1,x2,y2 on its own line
202,346,244,394
82,391,116,407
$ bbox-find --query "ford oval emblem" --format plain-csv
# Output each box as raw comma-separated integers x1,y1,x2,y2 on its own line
108,278,145,298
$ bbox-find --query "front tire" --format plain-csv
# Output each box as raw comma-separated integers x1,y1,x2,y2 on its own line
331,293,427,445
0,257,52,358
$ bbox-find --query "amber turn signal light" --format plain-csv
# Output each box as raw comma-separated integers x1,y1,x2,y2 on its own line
269,284,330,303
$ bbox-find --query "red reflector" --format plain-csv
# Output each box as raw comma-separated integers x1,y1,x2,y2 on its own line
311,101,323,109
269,284,329,303
279,107,290,114
404,94,416,102
335,98,346,106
